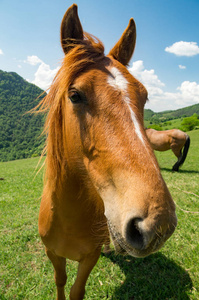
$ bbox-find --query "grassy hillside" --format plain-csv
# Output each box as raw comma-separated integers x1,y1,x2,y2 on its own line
144,104,199,121
144,105,199,132
0,130,198,299
0,70,45,162
145,117,185,130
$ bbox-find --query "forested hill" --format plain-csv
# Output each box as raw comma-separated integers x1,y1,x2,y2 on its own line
144,103,199,121
0,70,46,162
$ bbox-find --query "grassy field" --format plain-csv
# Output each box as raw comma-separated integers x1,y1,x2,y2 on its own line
0,130,199,299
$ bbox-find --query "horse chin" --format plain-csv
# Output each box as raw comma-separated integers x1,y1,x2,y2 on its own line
107,220,166,258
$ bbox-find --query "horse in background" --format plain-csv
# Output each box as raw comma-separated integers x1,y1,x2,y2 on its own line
38,4,177,300
145,128,190,171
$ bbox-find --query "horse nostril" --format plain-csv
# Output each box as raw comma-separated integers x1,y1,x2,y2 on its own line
126,218,145,250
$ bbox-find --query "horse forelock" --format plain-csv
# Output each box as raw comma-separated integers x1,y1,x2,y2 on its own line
38,33,106,188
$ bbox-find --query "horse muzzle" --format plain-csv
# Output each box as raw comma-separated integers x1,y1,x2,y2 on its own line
108,212,177,257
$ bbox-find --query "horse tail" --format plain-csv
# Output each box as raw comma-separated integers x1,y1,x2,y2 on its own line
172,134,190,171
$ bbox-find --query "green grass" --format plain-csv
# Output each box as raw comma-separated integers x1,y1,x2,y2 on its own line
145,117,184,130
162,118,183,130
0,131,199,299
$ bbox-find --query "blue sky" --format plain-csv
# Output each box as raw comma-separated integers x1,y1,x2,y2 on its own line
0,0,199,112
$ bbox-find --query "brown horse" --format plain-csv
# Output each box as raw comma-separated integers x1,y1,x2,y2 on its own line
38,4,177,300
145,128,190,171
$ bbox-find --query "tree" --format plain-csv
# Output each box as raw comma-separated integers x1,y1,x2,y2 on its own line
181,114,199,131
148,124,163,131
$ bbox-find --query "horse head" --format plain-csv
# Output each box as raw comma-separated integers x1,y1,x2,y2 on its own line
43,4,177,260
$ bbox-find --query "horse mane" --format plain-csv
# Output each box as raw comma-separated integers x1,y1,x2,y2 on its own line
37,33,105,189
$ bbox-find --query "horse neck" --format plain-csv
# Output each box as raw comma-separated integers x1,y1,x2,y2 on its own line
45,162,104,218
44,118,104,215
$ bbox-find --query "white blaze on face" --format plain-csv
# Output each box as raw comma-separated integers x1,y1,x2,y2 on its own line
107,67,129,92
124,96,145,144
107,66,159,172
107,67,145,144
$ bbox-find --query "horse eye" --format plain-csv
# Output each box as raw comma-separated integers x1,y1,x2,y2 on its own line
69,91,86,104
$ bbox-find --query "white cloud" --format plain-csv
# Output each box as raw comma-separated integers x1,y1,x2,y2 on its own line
32,62,59,90
0,49,4,55
128,60,199,112
146,82,199,112
25,55,43,66
165,41,199,57
177,81,199,104
129,60,165,97
179,65,186,70
24,55,59,90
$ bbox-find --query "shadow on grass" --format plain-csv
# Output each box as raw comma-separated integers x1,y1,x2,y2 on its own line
102,251,192,300
160,167,199,174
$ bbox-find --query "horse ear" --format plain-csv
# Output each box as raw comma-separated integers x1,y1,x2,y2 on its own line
61,4,84,54
109,18,136,66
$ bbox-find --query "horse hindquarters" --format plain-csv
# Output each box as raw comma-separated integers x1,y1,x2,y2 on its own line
172,135,190,171
180,135,190,165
